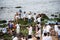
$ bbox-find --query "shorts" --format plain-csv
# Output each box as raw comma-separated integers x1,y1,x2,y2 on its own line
58,35,60,38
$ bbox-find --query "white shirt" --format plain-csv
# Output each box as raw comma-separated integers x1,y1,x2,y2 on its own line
16,24,20,34
42,36,52,40
54,25,58,32
37,17,41,22
28,27,32,35
13,37,18,40
36,29,41,37
23,13,26,18
46,25,51,32
28,15,32,19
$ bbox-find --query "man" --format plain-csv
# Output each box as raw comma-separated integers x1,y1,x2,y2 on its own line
27,25,32,39
28,12,32,23
23,11,26,21
42,33,52,40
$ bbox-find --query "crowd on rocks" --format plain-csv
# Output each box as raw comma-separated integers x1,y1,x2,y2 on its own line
0,10,60,40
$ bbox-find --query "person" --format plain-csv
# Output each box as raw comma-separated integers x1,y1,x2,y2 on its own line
27,12,32,23
57,25,60,40
14,12,20,23
54,24,58,32
16,23,20,34
42,25,47,36
46,24,51,33
8,21,13,30
36,14,41,24
42,33,52,40
2,28,7,34
33,13,37,22
19,9,22,18
23,11,26,21
36,28,41,40
27,25,32,39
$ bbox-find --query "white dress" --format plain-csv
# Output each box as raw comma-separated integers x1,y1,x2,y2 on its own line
16,24,20,34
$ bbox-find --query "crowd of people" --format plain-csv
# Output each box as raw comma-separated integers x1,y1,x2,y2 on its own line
1,10,60,40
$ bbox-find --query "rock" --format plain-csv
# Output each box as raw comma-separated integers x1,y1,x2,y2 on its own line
15,6,22,8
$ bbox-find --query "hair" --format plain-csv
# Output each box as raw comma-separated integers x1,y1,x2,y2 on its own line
44,33,47,36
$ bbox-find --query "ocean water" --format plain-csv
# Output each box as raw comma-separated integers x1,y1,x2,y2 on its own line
0,0,60,20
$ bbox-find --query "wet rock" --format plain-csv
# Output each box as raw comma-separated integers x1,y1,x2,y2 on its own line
15,6,22,8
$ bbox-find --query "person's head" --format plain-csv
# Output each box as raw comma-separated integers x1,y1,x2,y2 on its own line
19,9,22,13
34,13,36,15
24,11,26,14
44,33,47,36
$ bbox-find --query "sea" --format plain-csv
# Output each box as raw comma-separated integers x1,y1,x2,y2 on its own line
0,0,60,20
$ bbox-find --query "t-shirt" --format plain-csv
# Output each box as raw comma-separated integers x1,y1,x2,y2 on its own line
13,37,18,40
28,15,32,19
